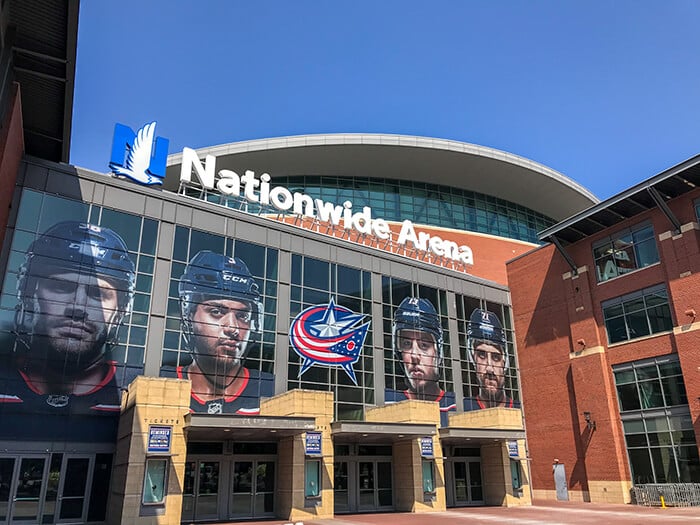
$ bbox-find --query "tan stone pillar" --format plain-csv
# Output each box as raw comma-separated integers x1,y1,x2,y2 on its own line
108,376,191,525
449,408,531,507
366,400,445,512
260,389,334,521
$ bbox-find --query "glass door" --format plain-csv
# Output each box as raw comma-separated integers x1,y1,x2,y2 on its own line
453,461,468,504
357,461,375,511
452,459,483,505
468,459,483,503
56,456,93,523
0,458,16,523
9,456,47,524
333,461,349,513
357,460,393,511
230,460,275,519
181,460,221,522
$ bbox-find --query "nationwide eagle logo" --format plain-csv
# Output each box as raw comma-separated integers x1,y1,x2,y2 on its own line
109,121,169,186
289,299,370,385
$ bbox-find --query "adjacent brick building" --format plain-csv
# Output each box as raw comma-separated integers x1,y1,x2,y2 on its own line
507,156,700,503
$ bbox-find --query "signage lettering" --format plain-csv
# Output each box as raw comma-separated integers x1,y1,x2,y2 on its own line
180,147,474,265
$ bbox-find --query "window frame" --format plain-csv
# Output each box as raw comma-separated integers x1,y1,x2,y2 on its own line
602,285,673,344
592,222,659,283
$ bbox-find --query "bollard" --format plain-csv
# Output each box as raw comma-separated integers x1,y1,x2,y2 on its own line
660,495,666,508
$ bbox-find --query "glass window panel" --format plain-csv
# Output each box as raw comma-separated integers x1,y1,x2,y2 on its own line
40,194,90,231
140,219,158,255
603,303,624,319
628,448,654,484
622,297,646,314
625,434,648,448
305,461,320,497
606,317,628,343
614,370,635,385
638,380,664,409
100,208,142,250
644,417,669,432
661,377,688,406
635,366,659,380
647,305,673,333
650,447,678,483
635,238,659,267
303,258,329,290
677,446,700,482
658,361,682,376
617,383,641,411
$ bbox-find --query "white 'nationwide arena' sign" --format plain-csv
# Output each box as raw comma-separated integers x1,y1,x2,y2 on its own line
179,147,474,265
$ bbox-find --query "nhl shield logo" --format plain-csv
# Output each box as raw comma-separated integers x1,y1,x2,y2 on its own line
46,394,70,408
207,402,223,414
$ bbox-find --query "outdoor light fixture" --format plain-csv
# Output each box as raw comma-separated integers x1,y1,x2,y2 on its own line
685,308,696,320
583,411,596,431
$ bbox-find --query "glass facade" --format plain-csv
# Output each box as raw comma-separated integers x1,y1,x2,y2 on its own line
183,176,555,244
456,296,520,410
288,254,374,421
0,189,156,442
614,357,700,483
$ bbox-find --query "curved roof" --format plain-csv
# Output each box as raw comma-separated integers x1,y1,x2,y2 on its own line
165,133,598,221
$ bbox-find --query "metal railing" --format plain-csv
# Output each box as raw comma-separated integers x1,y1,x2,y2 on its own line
632,483,700,507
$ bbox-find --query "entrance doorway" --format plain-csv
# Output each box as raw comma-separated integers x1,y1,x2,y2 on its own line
451,459,484,505
445,447,484,507
181,443,277,522
334,444,393,513
0,453,100,524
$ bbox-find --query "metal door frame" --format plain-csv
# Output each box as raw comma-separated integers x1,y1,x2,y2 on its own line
448,458,484,507
55,454,94,524
183,455,223,523
228,455,276,520
5,454,50,525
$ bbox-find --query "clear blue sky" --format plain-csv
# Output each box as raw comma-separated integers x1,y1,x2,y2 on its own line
71,1,700,200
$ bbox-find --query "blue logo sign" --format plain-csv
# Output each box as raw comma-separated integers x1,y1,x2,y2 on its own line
289,299,370,385
109,121,169,186
305,432,322,456
508,440,519,458
147,425,172,453
420,436,434,458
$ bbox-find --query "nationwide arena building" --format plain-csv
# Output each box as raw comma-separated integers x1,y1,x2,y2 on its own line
0,2,614,524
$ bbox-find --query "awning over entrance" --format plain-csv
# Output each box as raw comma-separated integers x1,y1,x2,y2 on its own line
185,413,316,441
331,421,437,443
439,427,526,446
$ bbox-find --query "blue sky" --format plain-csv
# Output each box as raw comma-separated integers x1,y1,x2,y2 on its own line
71,1,700,200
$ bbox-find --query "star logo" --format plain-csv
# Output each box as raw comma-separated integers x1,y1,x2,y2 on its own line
289,299,370,385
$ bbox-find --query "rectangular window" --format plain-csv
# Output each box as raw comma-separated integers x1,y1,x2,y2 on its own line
421,460,435,493
593,223,659,282
305,460,321,498
602,285,672,344
142,458,168,505
614,357,699,484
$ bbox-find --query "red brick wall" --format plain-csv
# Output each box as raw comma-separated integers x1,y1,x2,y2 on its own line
507,186,700,495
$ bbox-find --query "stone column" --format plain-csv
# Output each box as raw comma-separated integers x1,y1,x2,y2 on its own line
260,389,334,521
108,376,191,525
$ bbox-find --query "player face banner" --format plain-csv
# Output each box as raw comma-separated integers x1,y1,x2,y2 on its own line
0,190,155,441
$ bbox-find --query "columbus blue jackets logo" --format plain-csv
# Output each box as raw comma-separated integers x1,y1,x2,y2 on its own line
289,300,370,385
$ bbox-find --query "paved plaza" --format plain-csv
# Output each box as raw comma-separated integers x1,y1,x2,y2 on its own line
230,501,700,525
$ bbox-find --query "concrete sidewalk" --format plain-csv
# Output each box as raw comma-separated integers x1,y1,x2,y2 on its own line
217,500,700,525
